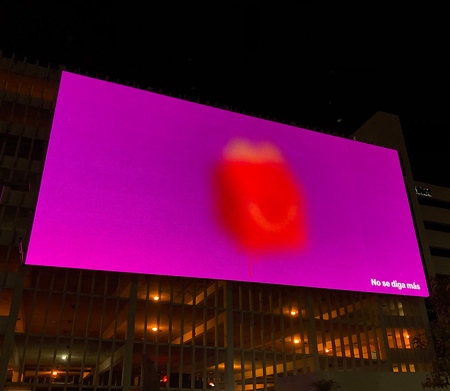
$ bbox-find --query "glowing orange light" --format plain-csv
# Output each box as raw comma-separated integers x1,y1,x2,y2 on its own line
294,338,300,344
153,296,159,301
52,371,58,376
152,327,158,331
290,310,297,315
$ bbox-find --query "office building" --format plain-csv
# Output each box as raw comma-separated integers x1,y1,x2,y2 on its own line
1,54,447,391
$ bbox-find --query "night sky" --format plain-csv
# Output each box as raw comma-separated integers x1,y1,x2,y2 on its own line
1,2,448,187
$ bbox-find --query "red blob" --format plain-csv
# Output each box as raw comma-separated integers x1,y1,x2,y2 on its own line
215,160,307,251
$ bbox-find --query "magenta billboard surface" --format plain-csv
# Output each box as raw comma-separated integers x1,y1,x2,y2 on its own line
25,71,428,296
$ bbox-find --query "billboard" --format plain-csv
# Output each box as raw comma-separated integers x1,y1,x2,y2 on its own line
25,71,429,296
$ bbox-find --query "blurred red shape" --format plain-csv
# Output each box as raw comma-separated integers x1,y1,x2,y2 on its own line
215,139,307,252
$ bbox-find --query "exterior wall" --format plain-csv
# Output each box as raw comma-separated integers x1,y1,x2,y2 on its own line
353,112,450,280
1,266,433,390
0,54,435,390
414,182,450,276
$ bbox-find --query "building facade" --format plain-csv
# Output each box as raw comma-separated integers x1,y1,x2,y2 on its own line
0,54,445,391
353,112,450,281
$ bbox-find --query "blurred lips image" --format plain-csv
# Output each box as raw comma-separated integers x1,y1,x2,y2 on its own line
215,138,307,252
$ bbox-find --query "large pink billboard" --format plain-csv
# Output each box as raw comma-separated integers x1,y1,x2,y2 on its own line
25,71,429,296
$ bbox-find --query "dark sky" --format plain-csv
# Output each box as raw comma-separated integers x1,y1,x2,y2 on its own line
1,2,448,187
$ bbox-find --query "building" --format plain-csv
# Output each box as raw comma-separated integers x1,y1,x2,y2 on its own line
1,53,447,391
